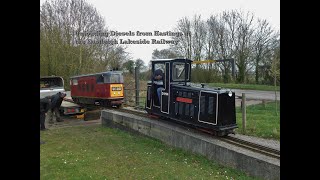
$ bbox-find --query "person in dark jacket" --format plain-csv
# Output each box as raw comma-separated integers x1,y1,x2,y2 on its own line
40,97,50,130
47,92,66,123
153,69,164,104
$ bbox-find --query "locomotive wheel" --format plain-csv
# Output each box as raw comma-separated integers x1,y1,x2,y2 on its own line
100,100,110,107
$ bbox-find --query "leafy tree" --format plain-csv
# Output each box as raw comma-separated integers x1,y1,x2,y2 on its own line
122,60,135,74
40,0,129,90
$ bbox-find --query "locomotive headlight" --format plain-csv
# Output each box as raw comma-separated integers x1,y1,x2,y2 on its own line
228,90,233,97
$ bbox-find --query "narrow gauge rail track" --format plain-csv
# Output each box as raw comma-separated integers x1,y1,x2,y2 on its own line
68,104,280,160
220,136,280,160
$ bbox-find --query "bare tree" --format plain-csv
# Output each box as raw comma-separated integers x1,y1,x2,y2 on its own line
269,38,280,114
168,10,279,85
206,14,234,82
172,17,192,59
192,15,207,62
40,0,105,75
106,46,129,70
152,48,180,59
252,19,275,84
222,10,255,83
257,31,280,85
134,59,146,72
40,0,129,86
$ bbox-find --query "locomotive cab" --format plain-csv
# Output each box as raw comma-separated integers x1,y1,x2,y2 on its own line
145,58,237,136
146,59,191,112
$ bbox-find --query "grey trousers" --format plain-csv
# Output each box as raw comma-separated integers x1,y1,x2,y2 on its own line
47,108,61,123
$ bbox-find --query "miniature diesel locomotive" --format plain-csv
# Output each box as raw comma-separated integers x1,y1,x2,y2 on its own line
145,58,237,136
70,71,124,107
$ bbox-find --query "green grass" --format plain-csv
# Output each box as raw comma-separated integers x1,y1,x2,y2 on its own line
207,83,280,91
41,125,260,180
236,101,280,140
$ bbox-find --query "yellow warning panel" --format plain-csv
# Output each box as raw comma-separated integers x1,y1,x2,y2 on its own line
110,84,124,97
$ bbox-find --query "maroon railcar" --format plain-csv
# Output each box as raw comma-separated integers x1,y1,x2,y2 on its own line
70,71,124,107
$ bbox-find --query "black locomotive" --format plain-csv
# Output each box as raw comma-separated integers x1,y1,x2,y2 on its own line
145,58,237,136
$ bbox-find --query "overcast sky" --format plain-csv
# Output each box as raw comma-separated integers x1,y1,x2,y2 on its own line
40,0,280,65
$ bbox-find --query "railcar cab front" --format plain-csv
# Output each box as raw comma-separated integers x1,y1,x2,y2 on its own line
146,58,192,115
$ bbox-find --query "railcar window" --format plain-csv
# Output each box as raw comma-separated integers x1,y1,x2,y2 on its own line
86,84,89,92
96,75,104,84
82,84,85,92
72,79,78,85
173,63,189,81
91,84,94,92
104,73,124,83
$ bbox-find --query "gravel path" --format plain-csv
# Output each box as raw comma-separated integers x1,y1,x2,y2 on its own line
233,89,280,101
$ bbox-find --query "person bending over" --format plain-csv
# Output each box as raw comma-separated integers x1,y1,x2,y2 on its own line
47,92,66,123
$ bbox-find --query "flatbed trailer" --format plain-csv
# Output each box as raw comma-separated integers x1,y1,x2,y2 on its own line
60,97,86,119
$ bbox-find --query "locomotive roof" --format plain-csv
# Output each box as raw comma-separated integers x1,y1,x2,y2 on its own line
70,71,123,78
150,58,193,62
40,76,63,79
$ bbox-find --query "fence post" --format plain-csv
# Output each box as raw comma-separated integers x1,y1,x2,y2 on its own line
123,88,128,105
242,93,246,134
262,99,266,108
135,67,140,107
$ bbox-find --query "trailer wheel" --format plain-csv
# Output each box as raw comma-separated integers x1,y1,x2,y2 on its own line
116,104,123,108
83,113,87,121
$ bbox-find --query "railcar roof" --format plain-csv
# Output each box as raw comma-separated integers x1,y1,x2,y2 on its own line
40,76,63,79
70,71,123,78
150,58,193,62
